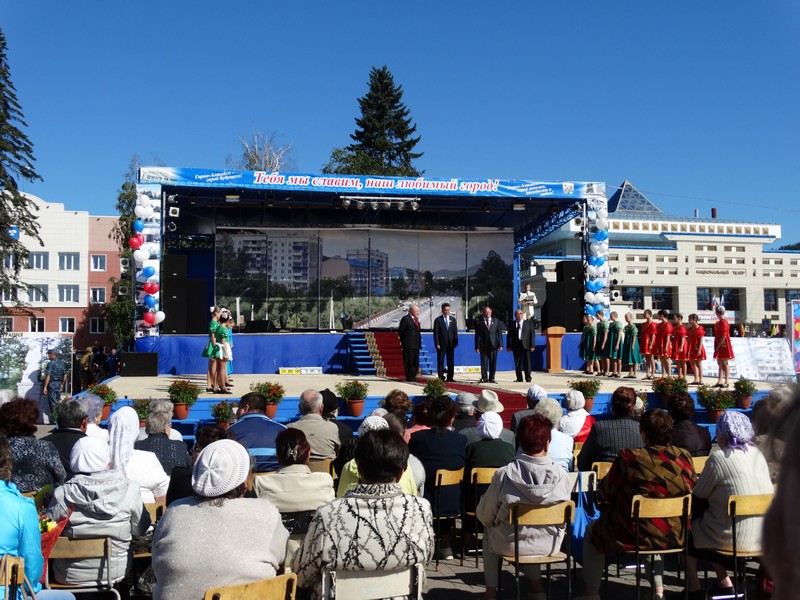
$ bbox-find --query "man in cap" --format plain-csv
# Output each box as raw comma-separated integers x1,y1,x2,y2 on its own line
510,384,548,433
287,389,340,461
228,391,287,472
453,392,477,431
458,390,515,447
42,348,67,420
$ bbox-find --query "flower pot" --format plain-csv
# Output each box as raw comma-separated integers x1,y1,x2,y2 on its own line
707,408,726,423
265,403,279,419
583,397,595,414
215,421,230,430
139,421,146,428
173,403,190,420
101,405,112,421
347,400,365,417
735,395,752,410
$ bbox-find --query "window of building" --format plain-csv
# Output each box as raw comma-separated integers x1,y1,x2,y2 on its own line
0,317,12,334
91,254,107,271
29,317,44,332
27,285,47,302
59,317,75,333
58,252,80,270
787,290,800,302
651,287,675,312
718,288,741,312
90,287,106,304
89,317,106,334
2,254,15,270
622,287,643,310
58,285,80,302
764,289,778,312
697,287,711,310
0,287,17,302
28,252,49,270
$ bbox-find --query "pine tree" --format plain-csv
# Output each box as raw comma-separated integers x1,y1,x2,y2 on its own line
324,65,422,176
0,28,42,305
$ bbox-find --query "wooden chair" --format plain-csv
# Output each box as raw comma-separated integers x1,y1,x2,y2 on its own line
46,536,122,599
461,467,497,567
591,461,613,481
572,443,584,472
432,467,464,570
144,501,166,524
320,564,422,599
602,494,692,600
1,555,36,599
692,455,709,476
204,572,297,600
566,471,597,495
497,500,576,600
308,458,334,477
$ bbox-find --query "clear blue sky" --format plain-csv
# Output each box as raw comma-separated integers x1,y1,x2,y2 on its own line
5,1,800,243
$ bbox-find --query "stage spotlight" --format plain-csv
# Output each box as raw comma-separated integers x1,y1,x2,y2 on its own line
166,221,178,232
371,201,379,210
397,201,405,211
168,207,180,218
166,195,178,204
382,200,391,209
355,200,365,209
410,200,419,211
341,198,351,208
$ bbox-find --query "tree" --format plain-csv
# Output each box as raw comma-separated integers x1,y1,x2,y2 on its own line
323,65,422,176
0,28,42,308
226,128,293,171
778,241,800,251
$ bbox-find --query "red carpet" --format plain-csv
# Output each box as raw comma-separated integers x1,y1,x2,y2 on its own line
372,331,406,379
442,381,528,428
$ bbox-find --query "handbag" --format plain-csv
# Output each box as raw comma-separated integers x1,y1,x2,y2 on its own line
570,470,600,565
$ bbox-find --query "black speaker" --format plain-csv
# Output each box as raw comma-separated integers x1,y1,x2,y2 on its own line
120,352,158,377
185,279,209,334
556,260,584,283
161,287,187,334
542,281,584,332
246,319,272,333
162,255,187,280
542,282,566,330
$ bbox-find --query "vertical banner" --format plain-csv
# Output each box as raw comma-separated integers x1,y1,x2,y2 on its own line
788,300,800,373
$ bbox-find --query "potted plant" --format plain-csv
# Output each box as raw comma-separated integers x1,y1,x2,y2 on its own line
733,377,757,409
567,379,601,413
335,379,369,417
168,379,201,420
696,385,736,422
88,383,118,420
132,398,150,426
422,377,447,399
249,381,285,418
211,399,238,429
651,376,689,399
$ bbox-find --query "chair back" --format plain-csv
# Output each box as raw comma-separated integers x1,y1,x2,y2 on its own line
435,468,464,488
572,443,584,472
729,493,774,556
591,461,612,481
692,455,709,475
144,502,166,524
509,500,575,528
320,564,422,600
469,467,496,487
308,459,334,477
48,537,120,599
567,471,597,494
630,494,692,552
1,555,35,599
204,573,297,600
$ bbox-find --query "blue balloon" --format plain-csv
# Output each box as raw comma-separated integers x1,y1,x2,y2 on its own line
585,304,596,316
143,294,157,308
595,230,609,241
133,220,145,233
594,303,604,313
588,256,599,267
595,256,606,266
142,266,156,278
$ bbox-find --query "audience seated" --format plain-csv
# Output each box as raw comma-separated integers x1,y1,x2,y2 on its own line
383,412,426,496
78,394,109,443
136,399,184,442
109,407,169,503
752,386,793,484
152,439,288,600
0,398,65,493
453,392,478,431
578,409,697,600
477,414,571,600
292,429,434,600
42,399,88,478
533,398,574,471
684,411,773,600
228,392,287,472
320,388,355,477
47,436,150,587
559,390,596,443
287,389,340,461
134,410,191,475
665,392,711,457
404,398,431,442
382,389,413,422
337,416,418,497
0,435,76,599
166,425,232,506
510,384,548,433
460,390,515,447
577,386,643,471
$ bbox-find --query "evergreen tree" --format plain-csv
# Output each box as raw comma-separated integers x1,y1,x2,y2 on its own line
324,65,422,176
0,28,42,306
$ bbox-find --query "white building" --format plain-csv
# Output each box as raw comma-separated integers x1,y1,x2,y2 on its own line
522,181,800,330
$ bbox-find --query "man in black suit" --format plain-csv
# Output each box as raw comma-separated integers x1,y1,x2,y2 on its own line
507,309,535,382
433,302,458,381
398,303,421,381
474,306,503,383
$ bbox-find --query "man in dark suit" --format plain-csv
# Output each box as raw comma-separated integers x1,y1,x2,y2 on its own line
433,302,458,381
507,308,535,382
474,306,503,383
398,303,421,381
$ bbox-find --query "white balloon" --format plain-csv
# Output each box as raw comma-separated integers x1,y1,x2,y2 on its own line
589,242,600,254
584,292,596,304
134,206,148,218
586,265,598,277
142,206,154,218
154,311,166,324
594,292,606,305
138,194,150,206
596,218,609,230
133,249,149,263
596,208,608,219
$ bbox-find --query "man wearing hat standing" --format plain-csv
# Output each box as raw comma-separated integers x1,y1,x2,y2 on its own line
433,302,458,382
42,348,67,420
474,306,503,384
458,390,515,447
398,304,422,382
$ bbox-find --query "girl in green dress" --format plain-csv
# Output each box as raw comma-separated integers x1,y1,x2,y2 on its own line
579,314,598,374
621,311,643,378
204,306,222,392
595,310,609,376
607,311,625,377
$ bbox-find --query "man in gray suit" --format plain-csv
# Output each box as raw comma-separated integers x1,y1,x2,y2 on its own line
433,302,458,381
474,306,504,383
507,309,535,382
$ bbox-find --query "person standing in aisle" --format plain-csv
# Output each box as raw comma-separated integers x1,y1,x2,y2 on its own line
398,304,422,382
433,302,458,382
42,349,67,421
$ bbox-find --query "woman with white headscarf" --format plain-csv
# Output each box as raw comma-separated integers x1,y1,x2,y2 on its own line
108,406,169,503
559,390,596,443
47,436,150,587
684,411,773,600
152,439,288,600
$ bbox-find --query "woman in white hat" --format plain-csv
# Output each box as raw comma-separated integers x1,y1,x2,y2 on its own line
152,439,288,600
559,390,596,444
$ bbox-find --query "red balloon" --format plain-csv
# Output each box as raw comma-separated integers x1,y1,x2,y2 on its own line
129,236,142,249
142,311,156,324
143,283,154,294
149,283,160,294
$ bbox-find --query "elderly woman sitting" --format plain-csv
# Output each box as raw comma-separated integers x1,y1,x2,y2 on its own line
577,386,643,471
684,411,773,600
666,392,711,457
78,394,109,442
533,398,575,471
152,439,288,600
477,414,571,600
559,390,596,443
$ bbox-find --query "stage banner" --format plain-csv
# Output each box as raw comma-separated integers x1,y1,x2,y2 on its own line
139,167,605,199
700,337,794,383
788,300,800,372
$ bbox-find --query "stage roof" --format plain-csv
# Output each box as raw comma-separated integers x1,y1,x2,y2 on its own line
139,166,605,234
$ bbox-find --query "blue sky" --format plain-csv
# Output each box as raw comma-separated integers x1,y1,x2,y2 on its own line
5,1,800,243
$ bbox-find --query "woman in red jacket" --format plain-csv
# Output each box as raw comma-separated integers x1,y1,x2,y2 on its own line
713,306,734,387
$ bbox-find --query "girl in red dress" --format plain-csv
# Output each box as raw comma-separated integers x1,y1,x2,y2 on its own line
655,310,673,377
671,313,688,379
641,309,658,380
687,313,707,385
713,305,734,387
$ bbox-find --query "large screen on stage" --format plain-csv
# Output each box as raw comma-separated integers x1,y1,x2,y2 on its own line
214,229,513,331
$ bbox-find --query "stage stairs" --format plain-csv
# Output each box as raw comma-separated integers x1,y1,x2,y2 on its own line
344,332,376,376
371,331,433,380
